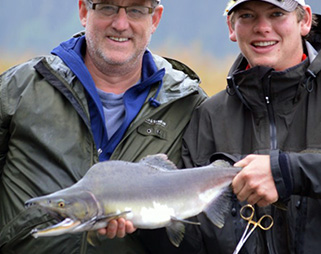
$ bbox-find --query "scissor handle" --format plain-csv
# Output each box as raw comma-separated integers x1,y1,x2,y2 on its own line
240,204,255,221
240,204,274,230
257,214,274,230
234,204,274,254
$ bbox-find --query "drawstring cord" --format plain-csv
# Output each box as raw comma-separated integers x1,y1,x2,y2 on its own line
149,81,163,108
305,69,317,93
226,76,252,111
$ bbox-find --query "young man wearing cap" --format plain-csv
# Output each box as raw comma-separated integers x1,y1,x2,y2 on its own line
181,0,321,253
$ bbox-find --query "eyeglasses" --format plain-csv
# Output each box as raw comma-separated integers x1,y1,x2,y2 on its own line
87,1,155,20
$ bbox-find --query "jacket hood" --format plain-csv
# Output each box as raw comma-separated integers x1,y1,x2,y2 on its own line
68,31,202,105
42,53,202,108
151,54,202,105
45,32,202,109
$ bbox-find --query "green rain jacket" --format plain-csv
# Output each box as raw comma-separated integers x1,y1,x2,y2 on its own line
0,48,207,253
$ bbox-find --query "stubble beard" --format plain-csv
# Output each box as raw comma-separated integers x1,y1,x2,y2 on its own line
86,33,151,76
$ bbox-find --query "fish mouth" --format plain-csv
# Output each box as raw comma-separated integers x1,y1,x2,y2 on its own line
25,199,81,237
31,218,81,238
25,199,42,209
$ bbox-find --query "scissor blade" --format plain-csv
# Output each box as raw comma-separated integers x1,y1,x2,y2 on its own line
233,223,256,254
233,238,245,254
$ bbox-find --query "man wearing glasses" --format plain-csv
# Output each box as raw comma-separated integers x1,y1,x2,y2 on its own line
0,0,206,253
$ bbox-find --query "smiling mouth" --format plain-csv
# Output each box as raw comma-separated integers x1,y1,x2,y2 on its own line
109,36,129,42
252,41,277,47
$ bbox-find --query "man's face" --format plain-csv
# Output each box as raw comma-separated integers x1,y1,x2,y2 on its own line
79,0,163,69
228,1,312,71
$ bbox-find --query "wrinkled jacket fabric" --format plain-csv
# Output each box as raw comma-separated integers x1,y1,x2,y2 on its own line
181,19,321,254
0,39,207,253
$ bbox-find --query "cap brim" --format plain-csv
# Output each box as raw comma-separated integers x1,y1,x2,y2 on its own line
226,0,299,15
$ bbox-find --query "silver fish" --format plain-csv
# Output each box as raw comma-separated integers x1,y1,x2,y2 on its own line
25,154,240,247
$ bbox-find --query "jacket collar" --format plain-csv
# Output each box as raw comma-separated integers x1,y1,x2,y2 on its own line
226,42,321,112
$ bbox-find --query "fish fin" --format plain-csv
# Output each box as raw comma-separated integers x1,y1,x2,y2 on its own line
98,210,132,221
204,185,233,228
140,154,177,170
87,231,103,246
166,220,185,247
72,218,97,232
171,217,201,226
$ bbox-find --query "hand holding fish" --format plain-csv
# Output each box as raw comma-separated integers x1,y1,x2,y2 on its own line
232,155,278,207
97,218,136,238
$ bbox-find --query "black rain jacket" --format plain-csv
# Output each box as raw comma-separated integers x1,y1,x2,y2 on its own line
180,14,321,254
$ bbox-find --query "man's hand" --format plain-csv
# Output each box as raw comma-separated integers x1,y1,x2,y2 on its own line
232,154,279,207
98,218,137,239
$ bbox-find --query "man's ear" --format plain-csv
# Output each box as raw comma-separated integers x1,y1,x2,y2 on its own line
151,5,164,34
300,5,313,37
79,0,88,28
227,15,237,42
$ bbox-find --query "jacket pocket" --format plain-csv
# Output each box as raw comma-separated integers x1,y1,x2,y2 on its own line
137,121,167,140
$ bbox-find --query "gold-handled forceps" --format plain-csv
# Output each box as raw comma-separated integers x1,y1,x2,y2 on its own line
233,204,274,254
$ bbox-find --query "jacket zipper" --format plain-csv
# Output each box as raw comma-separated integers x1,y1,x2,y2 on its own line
264,74,278,150
264,74,278,254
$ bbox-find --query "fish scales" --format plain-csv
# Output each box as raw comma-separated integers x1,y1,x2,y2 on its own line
84,160,232,199
25,154,240,247
87,161,237,227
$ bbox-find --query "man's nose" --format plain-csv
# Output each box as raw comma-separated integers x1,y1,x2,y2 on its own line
253,17,272,34
111,8,130,31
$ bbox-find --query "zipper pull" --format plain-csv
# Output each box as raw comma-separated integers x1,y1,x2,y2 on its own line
265,96,270,104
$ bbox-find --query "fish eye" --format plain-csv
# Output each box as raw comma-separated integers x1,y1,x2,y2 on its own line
58,201,65,208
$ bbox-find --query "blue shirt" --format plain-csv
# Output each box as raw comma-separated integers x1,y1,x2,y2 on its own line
96,89,125,139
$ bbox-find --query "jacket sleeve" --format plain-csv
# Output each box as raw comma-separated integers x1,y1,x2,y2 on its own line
0,61,39,175
271,150,321,203
181,103,216,168
0,72,11,173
